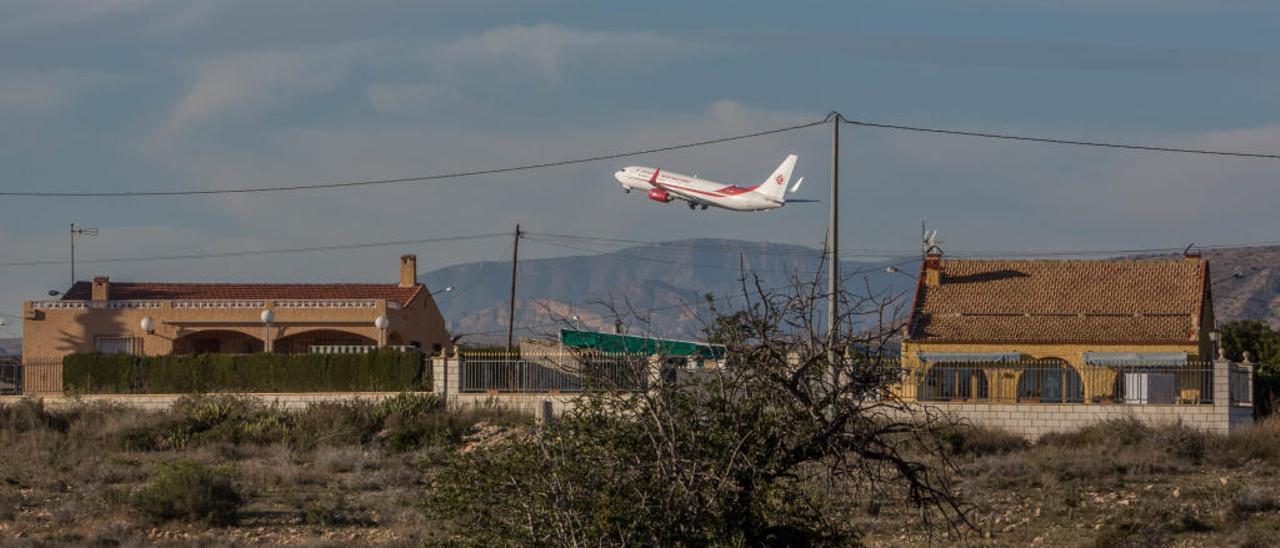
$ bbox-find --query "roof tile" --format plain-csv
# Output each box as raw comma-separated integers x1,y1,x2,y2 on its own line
908,258,1207,344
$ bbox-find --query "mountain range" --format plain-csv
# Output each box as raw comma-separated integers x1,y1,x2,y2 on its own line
421,239,913,343
422,239,1280,344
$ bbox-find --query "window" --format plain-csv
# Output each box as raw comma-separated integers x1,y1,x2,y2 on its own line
1017,359,1084,403
923,364,989,401
95,336,140,354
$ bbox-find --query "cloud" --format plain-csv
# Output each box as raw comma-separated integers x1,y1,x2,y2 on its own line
726,31,1280,75
0,70,123,114
438,23,707,85
162,47,357,135
365,82,450,115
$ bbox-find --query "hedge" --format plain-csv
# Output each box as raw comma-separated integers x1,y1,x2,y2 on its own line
63,350,427,394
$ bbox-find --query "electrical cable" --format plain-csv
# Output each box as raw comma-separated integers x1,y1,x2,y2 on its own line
843,118,1280,159
0,233,508,268
0,119,828,197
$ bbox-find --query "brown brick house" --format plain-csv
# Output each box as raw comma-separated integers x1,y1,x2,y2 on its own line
21,255,451,361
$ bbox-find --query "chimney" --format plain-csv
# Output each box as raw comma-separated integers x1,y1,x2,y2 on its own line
924,252,943,288
1184,250,1202,263
91,276,110,301
399,254,418,288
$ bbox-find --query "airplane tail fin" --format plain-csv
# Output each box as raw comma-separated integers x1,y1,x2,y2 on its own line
752,154,797,203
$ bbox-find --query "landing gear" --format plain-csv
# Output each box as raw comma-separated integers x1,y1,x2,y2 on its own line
688,201,697,210
623,187,630,193
700,204,708,210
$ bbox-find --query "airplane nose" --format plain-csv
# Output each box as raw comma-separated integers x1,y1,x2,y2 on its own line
614,171,627,184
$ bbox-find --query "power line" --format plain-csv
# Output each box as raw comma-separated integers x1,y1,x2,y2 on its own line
0,233,508,268
0,119,828,198
843,118,1280,159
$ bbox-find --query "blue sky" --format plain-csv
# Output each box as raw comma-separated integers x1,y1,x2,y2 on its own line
3,0,1280,331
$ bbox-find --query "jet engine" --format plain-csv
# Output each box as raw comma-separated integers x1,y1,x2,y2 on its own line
647,187,672,203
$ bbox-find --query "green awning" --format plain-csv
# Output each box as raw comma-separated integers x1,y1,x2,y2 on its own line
559,329,725,359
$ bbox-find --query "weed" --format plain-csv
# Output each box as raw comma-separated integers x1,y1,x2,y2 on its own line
131,460,242,525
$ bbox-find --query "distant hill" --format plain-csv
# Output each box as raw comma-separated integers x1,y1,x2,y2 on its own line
0,338,19,356
422,239,1280,344
1202,246,1280,328
422,239,912,343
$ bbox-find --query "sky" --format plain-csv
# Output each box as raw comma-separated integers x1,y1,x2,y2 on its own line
3,0,1280,334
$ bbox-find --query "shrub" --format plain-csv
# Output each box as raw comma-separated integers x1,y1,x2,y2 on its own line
1232,486,1280,516
372,393,444,423
64,350,426,394
291,401,380,449
1039,418,1151,448
132,460,242,525
1093,518,1173,548
940,424,1027,456
0,398,69,433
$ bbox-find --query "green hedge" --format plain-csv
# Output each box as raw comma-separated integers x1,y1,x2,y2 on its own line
63,350,427,394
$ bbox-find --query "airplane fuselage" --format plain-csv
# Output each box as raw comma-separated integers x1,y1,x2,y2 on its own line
613,167,782,211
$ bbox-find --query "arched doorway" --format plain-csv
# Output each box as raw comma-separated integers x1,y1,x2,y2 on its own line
1017,358,1084,403
923,363,989,401
174,330,264,355
274,329,376,354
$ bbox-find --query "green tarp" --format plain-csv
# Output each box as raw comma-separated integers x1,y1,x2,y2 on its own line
560,329,725,359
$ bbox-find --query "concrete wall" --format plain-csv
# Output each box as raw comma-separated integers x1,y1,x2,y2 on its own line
429,354,1256,435
0,391,421,411
904,402,1233,439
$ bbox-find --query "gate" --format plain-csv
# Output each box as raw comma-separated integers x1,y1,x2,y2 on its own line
0,356,20,395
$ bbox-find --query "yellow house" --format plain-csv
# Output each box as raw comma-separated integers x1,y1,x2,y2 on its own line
899,250,1215,404
22,254,451,362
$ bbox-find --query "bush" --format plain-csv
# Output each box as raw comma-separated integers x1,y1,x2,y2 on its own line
63,350,426,394
132,460,242,525
1232,486,1280,516
0,398,69,433
940,424,1027,456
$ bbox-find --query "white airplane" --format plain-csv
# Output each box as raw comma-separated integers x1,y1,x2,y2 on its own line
613,154,815,211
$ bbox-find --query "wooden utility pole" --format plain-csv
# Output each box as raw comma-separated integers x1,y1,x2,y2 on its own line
506,224,522,352
827,113,840,363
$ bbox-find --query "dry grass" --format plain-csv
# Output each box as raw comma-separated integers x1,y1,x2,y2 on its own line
2,396,1278,546
0,395,528,545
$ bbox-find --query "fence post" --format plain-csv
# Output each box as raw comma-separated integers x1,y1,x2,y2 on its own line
1213,350,1231,434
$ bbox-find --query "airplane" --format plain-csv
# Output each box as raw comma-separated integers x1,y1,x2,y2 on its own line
613,154,816,211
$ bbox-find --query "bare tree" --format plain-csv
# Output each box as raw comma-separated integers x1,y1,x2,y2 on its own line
427,266,970,546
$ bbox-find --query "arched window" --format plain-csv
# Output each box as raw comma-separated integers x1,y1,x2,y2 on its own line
923,363,989,401
1017,359,1084,403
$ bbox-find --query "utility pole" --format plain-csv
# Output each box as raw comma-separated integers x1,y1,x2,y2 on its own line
69,223,98,288
506,223,522,353
827,113,840,362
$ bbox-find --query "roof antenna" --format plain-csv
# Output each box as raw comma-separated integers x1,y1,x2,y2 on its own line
921,221,940,255
1183,242,1197,255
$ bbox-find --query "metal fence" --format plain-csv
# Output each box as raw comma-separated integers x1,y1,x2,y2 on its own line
0,356,20,395
897,361,1217,405
459,353,666,393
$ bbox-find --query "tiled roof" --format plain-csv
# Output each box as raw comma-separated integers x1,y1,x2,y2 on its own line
62,282,423,306
908,258,1208,344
